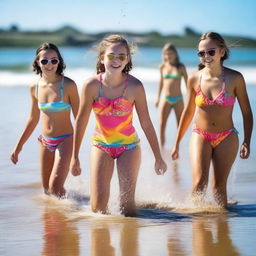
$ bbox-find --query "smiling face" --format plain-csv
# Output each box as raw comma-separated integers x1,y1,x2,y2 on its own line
198,38,225,67
37,49,59,75
101,43,129,73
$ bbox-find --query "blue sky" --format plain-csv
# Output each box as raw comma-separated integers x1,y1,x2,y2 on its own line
1,0,256,38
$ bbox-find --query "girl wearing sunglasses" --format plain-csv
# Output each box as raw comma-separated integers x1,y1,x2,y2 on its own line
155,43,188,147
11,42,79,198
70,34,167,216
171,32,253,208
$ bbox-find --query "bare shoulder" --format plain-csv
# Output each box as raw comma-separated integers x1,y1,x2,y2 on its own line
81,75,101,97
127,74,143,90
64,76,77,87
29,79,38,95
188,71,200,90
223,67,244,82
159,63,165,70
63,76,78,93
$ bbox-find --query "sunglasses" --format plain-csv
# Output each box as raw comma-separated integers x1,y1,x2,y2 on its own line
106,54,127,61
197,49,216,57
40,58,59,65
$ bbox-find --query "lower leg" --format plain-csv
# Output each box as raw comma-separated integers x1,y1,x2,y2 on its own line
117,147,141,216
48,137,73,198
90,147,115,214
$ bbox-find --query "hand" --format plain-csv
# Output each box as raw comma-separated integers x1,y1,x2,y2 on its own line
155,158,167,175
171,145,179,160
240,142,250,159
10,147,22,164
70,157,82,176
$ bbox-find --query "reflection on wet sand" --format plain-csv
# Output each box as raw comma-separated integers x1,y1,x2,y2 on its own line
192,216,240,256
41,208,80,256
167,223,187,256
91,219,139,256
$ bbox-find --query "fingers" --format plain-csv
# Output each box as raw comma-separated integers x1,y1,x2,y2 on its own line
240,145,250,159
155,162,167,175
171,151,178,160
10,154,18,164
71,166,81,176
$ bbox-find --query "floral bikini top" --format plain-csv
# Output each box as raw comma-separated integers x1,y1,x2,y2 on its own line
195,73,236,107
91,73,139,147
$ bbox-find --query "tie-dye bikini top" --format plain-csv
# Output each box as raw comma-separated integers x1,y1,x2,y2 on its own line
92,73,139,147
195,73,235,107
37,78,71,113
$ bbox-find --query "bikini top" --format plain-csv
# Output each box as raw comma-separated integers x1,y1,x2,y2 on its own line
195,74,236,107
163,73,182,79
92,73,133,116
37,78,71,113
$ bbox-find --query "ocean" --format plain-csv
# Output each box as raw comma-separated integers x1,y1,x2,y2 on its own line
0,46,256,256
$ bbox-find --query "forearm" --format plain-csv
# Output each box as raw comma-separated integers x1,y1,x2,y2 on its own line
141,122,162,159
174,109,194,146
72,117,88,158
243,112,253,145
15,117,39,149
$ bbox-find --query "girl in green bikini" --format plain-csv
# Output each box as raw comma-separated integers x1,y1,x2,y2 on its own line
155,43,188,147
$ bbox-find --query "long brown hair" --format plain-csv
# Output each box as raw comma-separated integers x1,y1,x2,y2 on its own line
96,34,133,74
162,43,181,67
198,32,229,70
32,42,65,75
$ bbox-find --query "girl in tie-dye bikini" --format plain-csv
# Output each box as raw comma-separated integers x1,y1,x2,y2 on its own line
70,35,167,216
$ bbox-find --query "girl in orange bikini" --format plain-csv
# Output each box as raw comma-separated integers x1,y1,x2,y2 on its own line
171,32,253,208
70,35,167,216
155,43,188,146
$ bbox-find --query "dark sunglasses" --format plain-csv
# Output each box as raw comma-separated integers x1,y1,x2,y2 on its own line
197,49,216,57
107,54,127,61
40,58,59,65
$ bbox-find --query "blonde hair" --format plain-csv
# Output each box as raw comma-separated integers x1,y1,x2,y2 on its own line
198,32,229,70
96,34,133,74
162,43,180,67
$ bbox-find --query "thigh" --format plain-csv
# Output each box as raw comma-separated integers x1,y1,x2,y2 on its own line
159,99,172,123
50,136,73,186
40,144,55,189
173,99,184,124
189,132,212,183
212,131,239,184
116,146,141,193
90,146,115,196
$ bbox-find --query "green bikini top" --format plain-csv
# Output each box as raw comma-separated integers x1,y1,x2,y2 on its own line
163,73,182,79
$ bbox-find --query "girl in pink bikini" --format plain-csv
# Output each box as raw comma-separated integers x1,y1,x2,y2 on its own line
70,35,167,216
171,32,253,208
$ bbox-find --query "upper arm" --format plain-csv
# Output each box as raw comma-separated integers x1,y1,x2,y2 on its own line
234,73,252,117
76,79,95,121
67,79,80,118
134,82,152,127
29,83,40,119
183,74,197,115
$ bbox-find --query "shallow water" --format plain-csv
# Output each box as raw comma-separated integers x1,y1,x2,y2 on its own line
1,73,256,255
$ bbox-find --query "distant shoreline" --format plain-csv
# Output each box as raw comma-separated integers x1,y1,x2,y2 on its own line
1,25,256,48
